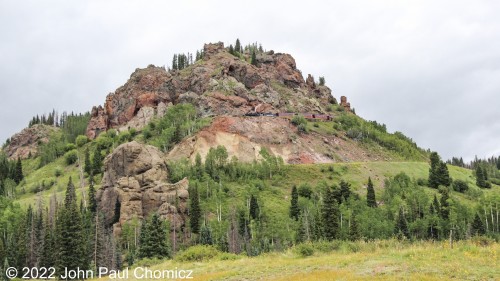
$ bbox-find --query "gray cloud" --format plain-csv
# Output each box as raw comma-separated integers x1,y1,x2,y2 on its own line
1,0,498,161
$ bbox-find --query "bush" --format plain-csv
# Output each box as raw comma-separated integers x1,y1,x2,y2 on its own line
54,168,62,177
291,115,307,127
452,180,469,193
175,245,220,262
294,243,315,257
96,135,113,150
298,184,313,199
65,143,77,152
75,135,88,147
416,178,428,186
118,131,132,143
297,124,308,134
64,150,78,165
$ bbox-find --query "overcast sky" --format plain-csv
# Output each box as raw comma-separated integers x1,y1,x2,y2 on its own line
1,0,499,161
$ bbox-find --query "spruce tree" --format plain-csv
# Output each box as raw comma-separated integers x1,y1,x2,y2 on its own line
475,166,486,188
235,38,241,53
84,148,92,175
439,188,450,220
200,223,213,245
366,177,377,207
322,187,339,240
395,208,409,239
148,214,170,258
437,162,451,186
295,215,306,244
471,213,485,236
14,157,23,184
339,180,351,202
229,44,235,55
249,195,259,220
290,186,300,220
428,152,440,188
57,177,86,274
190,186,201,234
88,177,97,214
251,51,257,66
92,149,102,176
138,218,152,258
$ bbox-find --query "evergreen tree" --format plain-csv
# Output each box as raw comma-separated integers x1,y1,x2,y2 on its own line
322,187,339,240
92,149,102,176
138,214,169,259
295,215,306,244
235,38,241,53
172,54,178,70
439,188,450,220
200,223,213,245
339,180,351,202
14,158,23,184
84,149,92,175
88,177,97,214
228,44,235,55
437,162,451,186
57,177,86,274
428,152,440,188
138,218,152,258
249,195,259,220
475,166,486,188
190,186,201,234
251,51,257,66
395,208,409,238
290,186,300,220
194,153,203,179
471,213,485,236
366,177,377,207
497,158,500,170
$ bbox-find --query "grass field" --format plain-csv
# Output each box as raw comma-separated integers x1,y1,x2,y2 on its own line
93,239,499,281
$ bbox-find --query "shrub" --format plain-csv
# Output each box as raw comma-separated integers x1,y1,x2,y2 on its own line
294,243,314,257
65,143,77,152
298,184,313,199
175,245,220,262
54,168,62,177
291,115,307,127
75,135,88,147
452,180,469,193
96,135,113,150
64,150,78,165
118,131,132,143
416,178,428,186
313,123,319,128
297,124,308,134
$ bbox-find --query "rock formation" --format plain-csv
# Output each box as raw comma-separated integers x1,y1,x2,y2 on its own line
3,124,57,160
340,95,351,111
96,141,189,234
86,42,342,139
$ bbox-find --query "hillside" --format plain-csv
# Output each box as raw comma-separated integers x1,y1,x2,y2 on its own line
0,40,499,280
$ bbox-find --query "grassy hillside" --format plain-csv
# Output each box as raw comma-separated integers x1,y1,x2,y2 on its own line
93,239,499,281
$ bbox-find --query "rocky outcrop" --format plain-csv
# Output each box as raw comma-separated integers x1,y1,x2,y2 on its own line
340,96,351,111
3,124,57,160
96,141,189,233
86,42,345,139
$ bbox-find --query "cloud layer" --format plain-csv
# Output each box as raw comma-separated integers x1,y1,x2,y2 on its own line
1,0,498,161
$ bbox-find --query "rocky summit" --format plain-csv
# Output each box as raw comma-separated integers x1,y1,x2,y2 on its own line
86,42,340,139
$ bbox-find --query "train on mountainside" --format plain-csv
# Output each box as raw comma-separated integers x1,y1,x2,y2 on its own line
244,111,333,121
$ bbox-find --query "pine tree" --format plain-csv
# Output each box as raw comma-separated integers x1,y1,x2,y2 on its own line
84,149,92,175
295,215,306,244
428,152,440,188
190,186,201,234
437,162,451,186
57,177,86,274
497,158,500,170
14,157,23,184
88,177,97,214
148,214,170,258
471,213,485,236
92,149,102,176
395,208,409,238
476,166,486,188
251,51,257,66
322,187,339,240
366,177,377,207
200,223,213,245
229,44,235,55
172,54,178,70
249,195,259,220
235,39,241,53
194,153,203,179
138,218,152,258
339,180,351,202
439,188,450,220
290,186,300,220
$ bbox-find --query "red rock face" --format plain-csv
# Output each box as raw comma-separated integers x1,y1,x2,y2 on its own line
85,42,347,139
3,124,57,160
